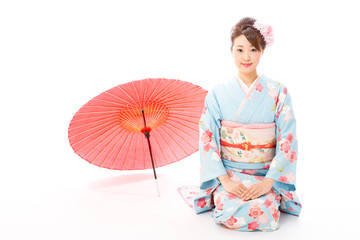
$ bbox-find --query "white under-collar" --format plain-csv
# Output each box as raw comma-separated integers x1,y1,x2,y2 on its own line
236,75,258,94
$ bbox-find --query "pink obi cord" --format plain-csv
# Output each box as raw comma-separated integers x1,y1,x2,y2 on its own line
220,121,275,129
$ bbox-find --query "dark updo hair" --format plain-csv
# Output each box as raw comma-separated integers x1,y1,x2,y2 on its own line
230,17,266,51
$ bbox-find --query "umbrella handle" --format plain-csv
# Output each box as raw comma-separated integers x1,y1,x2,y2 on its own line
141,110,158,181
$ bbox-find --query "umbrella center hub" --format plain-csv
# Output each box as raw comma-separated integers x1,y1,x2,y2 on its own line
117,101,169,132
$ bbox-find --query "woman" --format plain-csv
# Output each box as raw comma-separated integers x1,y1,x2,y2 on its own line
179,17,301,232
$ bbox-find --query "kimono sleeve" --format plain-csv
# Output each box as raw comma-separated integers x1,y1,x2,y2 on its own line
199,90,227,190
265,85,298,192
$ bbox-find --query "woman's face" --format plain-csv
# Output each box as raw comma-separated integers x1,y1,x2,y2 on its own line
231,34,263,75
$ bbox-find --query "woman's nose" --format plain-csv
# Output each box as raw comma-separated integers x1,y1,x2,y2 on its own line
243,52,250,61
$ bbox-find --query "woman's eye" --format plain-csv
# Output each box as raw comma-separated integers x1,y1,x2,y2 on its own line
251,48,257,52
237,49,243,52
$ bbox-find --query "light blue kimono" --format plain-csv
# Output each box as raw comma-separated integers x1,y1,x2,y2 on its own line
179,74,302,232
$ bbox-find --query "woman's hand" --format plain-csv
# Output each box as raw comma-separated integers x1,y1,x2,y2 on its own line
241,178,275,201
218,175,247,199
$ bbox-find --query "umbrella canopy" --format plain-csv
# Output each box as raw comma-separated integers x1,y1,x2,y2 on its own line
68,78,207,170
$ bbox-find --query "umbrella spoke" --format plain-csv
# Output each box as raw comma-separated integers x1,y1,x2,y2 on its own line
74,123,120,153
99,128,128,168
69,120,118,141
92,98,128,107
116,86,140,108
162,121,198,141
70,113,118,124
110,131,132,169
161,124,197,152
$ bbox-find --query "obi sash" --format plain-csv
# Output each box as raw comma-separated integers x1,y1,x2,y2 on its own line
193,121,301,215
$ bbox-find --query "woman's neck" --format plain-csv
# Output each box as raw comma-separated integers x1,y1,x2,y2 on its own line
238,71,258,88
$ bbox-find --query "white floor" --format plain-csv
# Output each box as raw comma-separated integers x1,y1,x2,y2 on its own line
0,152,357,240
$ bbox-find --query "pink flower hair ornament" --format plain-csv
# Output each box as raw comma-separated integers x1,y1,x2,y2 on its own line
253,21,274,47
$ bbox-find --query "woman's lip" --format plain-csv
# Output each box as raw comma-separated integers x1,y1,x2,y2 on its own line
241,63,252,67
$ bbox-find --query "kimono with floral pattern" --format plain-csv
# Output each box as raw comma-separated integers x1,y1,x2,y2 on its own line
178,74,302,232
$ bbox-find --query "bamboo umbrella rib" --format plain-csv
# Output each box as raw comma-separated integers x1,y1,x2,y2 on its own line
167,114,199,125
144,78,164,107
110,131,132,169
120,132,136,169
132,133,139,169
81,105,123,110
69,115,118,131
143,78,148,107
169,112,199,120
70,113,118,124
131,81,142,108
73,123,120,152
104,91,134,106
116,85,140,108
99,128,127,168
86,126,124,161
157,125,188,157
163,94,208,105
156,86,205,103
151,79,190,103
155,83,199,102
144,77,172,107
166,119,198,133
69,120,118,140
161,123,197,151
153,128,178,164
151,130,167,167
162,120,198,141
151,102,164,126
92,98,128,107
74,110,120,115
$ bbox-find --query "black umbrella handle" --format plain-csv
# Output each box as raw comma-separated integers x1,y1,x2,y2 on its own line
141,110,157,180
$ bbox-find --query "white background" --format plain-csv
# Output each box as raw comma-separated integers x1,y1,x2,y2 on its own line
1,0,359,239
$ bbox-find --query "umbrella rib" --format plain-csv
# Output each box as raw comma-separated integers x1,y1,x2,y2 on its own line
81,105,124,110
74,110,120,115
147,78,179,104
86,126,122,161
104,91,134,106
162,121,198,142
157,126,188,157
69,120,118,141
169,112,200,120
167,117,198,129
110,130,132,169
74,123,120,153
70,113,118,124
93,98,128,107
163,94,208,105
69,115,119,131
161,123,197,151
153,128,177,163
132,133,139,169
120,132,136,169
154,81,194,102
150,130,166,167
99,128,127,168
144,77,166,107
132,81,142,108
116,85,140,108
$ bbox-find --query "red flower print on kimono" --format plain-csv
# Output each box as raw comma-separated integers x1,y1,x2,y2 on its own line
264,199,272,208
278,176,288,183
284,192,294,200
286,133,293,143
249,206,264,219
215,198,223,210
248,221,260,231
226,216,237,226
280,140,290,153
201,129,212,144
197,198,206,208
255,83,264,92
285,151,297,163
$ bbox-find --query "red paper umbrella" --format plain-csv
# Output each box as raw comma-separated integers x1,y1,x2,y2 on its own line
68,78,207,194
